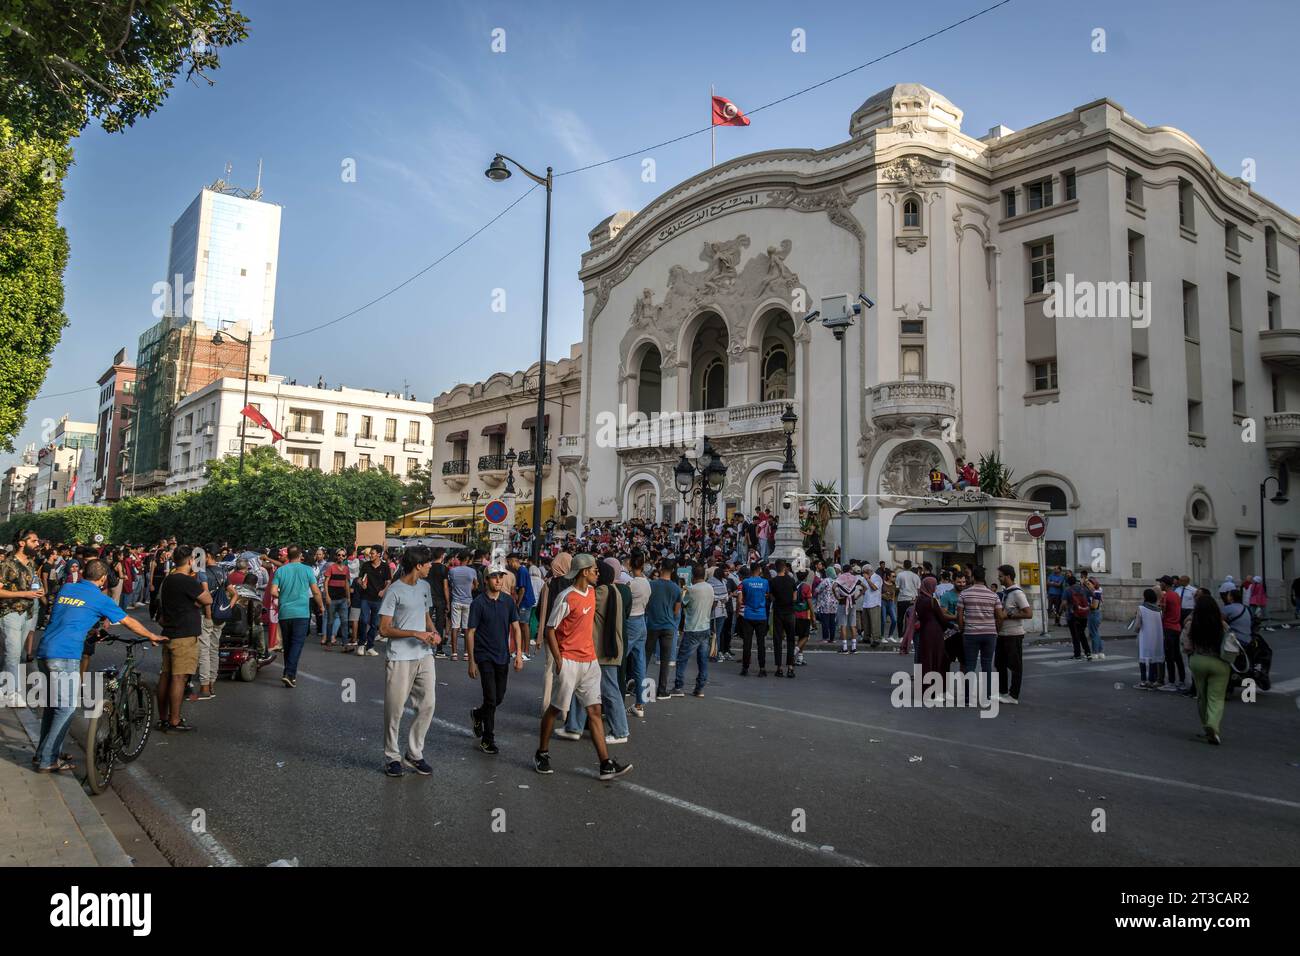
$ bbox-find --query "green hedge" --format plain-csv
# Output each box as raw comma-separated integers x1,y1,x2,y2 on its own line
0,446,405,548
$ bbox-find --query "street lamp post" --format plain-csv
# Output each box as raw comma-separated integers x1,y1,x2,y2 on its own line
212,329,254,476
469,487,481,550
486,153,552,562
674,437,727,531
1259,469,1289,618
505,447,517,495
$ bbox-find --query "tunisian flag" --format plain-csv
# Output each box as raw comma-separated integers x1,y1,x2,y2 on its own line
241,404,284,442
711,95,750,127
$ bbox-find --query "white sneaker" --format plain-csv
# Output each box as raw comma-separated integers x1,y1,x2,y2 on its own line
997,694,1019,704
605,735,628,745
553,729,582,740
629,705,645,719
521,654,531,662
366,647,379,657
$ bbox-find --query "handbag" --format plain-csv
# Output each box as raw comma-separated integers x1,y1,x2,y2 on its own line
1219,625,1243,664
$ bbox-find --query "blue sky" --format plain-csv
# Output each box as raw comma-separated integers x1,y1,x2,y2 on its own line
10,0,1300,467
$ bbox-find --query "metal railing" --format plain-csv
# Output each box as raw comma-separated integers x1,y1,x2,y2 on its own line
518,449,551,467
478,454,508,471
442,459,470,475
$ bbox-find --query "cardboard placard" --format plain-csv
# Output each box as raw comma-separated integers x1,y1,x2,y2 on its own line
355,521,387,548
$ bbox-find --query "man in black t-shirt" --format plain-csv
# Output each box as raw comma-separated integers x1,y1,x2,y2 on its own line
157,547,210,732
768,560,798,676
426,548,450,654
355,549,392,655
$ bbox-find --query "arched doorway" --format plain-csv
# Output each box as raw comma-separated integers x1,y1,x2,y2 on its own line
755,308,796,402
636,345,662,415
753,470,781,514
626,477,658,522
689,312,728,411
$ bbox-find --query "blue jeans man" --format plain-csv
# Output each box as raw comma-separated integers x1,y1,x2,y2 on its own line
35,658,80,768
325,598,349,644
358,599,381,650
280,617,310,680
673,629,710,694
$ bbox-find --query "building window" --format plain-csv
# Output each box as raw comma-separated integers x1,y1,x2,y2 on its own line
900,346,924,381
1032,360,1058,392
699,357,726,410
902,198,920,229
384,418,397,442
407,420,421,443
1188,399,1204,435
358,454,371,472
1227,273,1241,331
1225,221,1239,253
1265,226,1279,272
333,451,346,472
1026,178,1053,211
761,343,789,400
1132,354,1150,390
1029,239,1055,294
900,319,925,335
1076,534,1107,572
1028,485,1068,512
407,457,419,475
1273,374,1284,413
1268,293,1281,330
1063,170,1076,201
1182,282,1198,340
335,412,347,437
1178,178,1195,231
360,415,373,439
1124,170,1142,204
1003,189,1017,218
383,455,395,473
1232,380,1246,417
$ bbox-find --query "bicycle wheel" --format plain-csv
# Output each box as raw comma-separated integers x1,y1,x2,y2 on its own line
118,674,155,763
84,710,116,795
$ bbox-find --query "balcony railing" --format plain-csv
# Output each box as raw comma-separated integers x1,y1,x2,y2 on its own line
869,380,956,426
614,400,796,450
403,438,426,452
517,449,551,467
442,459,470,475
478,454,509,472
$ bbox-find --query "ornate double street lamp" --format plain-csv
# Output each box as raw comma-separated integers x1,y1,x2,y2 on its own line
486,153,552,560
674,437,728,527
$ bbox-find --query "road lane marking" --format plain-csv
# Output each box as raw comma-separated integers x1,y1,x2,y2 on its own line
1032,661,1136,677
572,769,870,866
118,763,242,866
712,697,1300,811
1265,676,1300,694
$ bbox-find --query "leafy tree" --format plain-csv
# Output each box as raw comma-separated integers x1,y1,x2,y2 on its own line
0,0,250,141
401,461,434,510
0,116,70,451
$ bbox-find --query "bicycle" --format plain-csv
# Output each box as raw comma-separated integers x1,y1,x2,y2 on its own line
84,633,157,795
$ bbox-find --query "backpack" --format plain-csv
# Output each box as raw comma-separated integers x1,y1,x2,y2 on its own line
793,583,810,613
1070,587,1090,619
209,565,234,622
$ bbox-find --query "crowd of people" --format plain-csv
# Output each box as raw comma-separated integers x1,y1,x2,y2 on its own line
0,516,1284,776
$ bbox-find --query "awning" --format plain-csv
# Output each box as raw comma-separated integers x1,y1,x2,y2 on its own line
887,511,981,551
521,414,550,430
481,423,506,436
444,430,468,443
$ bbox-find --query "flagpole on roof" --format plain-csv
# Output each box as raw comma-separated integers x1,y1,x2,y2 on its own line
710,83,715,168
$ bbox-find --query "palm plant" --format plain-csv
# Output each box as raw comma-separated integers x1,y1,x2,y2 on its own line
808,479,839,536
976,452,1016,498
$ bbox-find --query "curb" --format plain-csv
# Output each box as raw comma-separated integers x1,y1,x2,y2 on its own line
14,708,132,867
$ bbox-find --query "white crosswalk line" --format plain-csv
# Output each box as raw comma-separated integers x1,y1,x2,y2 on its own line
1265,676,1300,694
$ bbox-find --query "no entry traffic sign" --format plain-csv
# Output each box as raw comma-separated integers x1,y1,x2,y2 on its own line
483,499,508,525
1026,512,1046,539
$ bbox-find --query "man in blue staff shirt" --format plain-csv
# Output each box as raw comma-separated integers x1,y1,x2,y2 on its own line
34,559,165,773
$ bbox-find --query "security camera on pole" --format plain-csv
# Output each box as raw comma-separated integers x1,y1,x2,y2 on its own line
803,293,874,561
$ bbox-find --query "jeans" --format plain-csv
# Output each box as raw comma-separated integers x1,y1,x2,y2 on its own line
963,632,997,699
280,618,310,678
646,627,674,699
883,600,898,638
473,660,509,744
995,634,1023,699
358,599,381,649
674,629,709,692
325,598,349,642
758,537,771,560
1087,609,1103,655
740,618,768,670
1,610,30,698
566,664,630,738
624,616,647,705
771,611,796,667
35,658,80,767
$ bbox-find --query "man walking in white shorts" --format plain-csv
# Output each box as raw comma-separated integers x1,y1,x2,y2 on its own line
535,553,631,781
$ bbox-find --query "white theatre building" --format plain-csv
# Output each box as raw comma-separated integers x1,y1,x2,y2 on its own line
563,83,1300,612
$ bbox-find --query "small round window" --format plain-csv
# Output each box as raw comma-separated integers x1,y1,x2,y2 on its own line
1191,499,1209,522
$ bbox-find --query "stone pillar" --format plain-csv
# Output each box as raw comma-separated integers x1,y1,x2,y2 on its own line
770,466,803,562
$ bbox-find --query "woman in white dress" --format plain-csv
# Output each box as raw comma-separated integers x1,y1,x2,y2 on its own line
1135,587,1165,689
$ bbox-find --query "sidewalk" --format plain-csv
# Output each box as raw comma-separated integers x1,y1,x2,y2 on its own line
0,704,131,867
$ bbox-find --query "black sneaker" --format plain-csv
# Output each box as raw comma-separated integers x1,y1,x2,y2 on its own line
281,675,292,687
478,739,498,755
385,761,404,777
669,687,686,698
773,669,784,678
404,754,432,775
786,666,795,678
164,720,196,733
534,750,553,774
470,707,483,738
598,758,633,781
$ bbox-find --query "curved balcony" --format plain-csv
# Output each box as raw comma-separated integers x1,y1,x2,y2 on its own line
557,434,583,464
869,380,956,431
517,448,552,477
441,458,469,490
1264,413,1300,457
1258,328,1300,372
477,453,508,488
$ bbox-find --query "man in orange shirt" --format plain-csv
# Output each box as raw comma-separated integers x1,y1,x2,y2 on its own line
535,554,632,781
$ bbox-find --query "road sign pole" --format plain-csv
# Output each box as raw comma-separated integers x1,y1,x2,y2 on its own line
1038,535,1049,636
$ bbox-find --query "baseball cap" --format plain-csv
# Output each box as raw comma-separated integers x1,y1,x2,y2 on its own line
570,553,597,574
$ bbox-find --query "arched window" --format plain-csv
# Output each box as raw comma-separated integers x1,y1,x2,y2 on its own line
700,357,726,410
636,347,661,414
762,343,789,400
902,198,920,229
1029,485,1067,512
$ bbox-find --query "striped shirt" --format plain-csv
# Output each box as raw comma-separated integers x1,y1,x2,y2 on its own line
957,584,1000,635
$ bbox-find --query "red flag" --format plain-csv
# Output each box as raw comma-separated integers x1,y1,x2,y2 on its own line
241,403,284,442
711,95,750,127
66,472,77,502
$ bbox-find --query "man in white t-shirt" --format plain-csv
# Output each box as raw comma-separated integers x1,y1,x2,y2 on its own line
896,560,921,624
995,564,1033,705
863,566,884,644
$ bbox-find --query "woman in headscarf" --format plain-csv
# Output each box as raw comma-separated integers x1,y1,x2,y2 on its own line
1182,592,1231,744
814,565,839,643
537,551,571,717
1135,587,1165,689
913,575,950,685
560,560,628,743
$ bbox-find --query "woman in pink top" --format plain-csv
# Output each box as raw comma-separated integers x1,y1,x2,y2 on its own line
1248,576,1267,621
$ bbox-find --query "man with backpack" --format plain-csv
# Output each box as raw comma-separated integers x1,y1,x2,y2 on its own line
995,565,1033,704
1064,573,1092,660
195,547,227,701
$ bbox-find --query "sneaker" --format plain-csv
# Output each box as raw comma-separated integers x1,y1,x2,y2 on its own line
164,720,196,733
534,750,553,774
785,666,795,678
605,735,628,745
1095,653,1106,660
281,675,292,688
838,645,849,654
478,739,499,755
669,687,686,698
286,677,297,688
385,761,404,777
598,758,633,781
630,705,645,719
470,707,483,739
343,644,356,654
404,754,433,775
692,688,705,698
795,653,806,666
1158,683,1179,692
997,694,1019,705
366,648,379,657
773,669,784,678
553,729,582,741
849,642,858,654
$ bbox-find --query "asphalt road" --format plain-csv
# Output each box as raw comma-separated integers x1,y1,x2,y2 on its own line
84,616,1300,867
